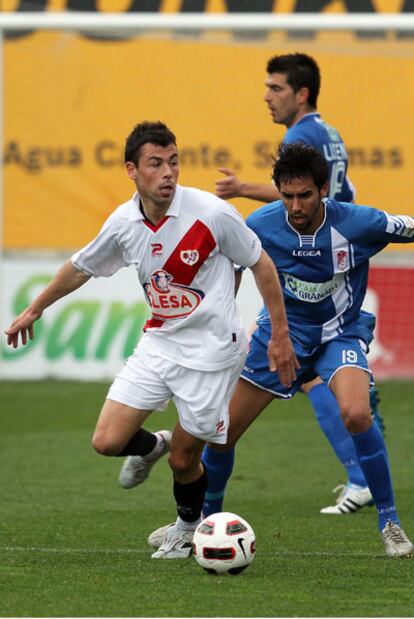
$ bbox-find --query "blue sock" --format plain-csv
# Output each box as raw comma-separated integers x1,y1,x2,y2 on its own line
202,445,234,517
307,383,367,487
351,424,399,531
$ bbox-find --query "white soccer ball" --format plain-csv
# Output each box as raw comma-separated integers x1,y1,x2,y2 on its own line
192,511,256,575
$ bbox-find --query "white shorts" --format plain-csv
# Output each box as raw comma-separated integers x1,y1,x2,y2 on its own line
107,341,247,444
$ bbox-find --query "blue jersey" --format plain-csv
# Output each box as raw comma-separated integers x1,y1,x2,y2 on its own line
284,113,354,202
247,199,414,349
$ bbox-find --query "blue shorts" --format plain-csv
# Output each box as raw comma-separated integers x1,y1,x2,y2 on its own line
241,325,372,399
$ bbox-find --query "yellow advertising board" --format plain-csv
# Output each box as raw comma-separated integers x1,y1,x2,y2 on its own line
3,5,414,250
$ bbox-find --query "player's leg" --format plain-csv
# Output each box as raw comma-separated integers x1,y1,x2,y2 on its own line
201,323,282,517
152,355,246,558
303,376,367,487
202,321,305,519
319,340,395,527
117,428,171,489
329,365,413,557
201,377,294,524
92,399,153,456
226,378,276,446
201,320,255,517
330,370,397,524
201,378,275,517
150,381,272,547
151,423,207,559
302,376,372,514
98,344,173,486
94,399,171,487
329,367,390,516
202,444,234,517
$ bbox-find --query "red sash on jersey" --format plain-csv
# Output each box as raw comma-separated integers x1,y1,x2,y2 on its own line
144,220,216,330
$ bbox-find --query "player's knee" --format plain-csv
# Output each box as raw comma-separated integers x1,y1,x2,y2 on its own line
225,426,242,450
168,449,197,475
341,404,371,434
91,430,120,456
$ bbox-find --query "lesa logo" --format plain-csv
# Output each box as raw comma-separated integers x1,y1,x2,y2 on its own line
143,269,205,320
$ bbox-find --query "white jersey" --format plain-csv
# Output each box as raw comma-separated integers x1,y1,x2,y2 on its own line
72,184,262,371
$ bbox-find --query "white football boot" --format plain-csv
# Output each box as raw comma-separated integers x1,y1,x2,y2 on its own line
148,523,175,549
151,523,194,559
381,521,414,558
118,430,172,489
320,483,373,514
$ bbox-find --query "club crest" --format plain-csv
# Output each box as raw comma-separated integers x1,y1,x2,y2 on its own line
336,249,348,272
180,250,199,266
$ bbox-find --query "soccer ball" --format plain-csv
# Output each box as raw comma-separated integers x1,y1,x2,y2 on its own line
192,512,256,575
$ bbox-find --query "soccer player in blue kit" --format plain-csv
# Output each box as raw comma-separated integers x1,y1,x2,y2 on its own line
208,52,383,516
227,142,413,557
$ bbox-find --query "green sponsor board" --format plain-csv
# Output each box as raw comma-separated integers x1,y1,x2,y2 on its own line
2,274,149,362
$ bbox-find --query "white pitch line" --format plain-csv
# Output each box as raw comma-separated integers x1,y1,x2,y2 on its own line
1,545,382,559
2,545,147,555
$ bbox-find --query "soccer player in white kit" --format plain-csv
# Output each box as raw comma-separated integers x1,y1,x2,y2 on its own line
5,121,298,559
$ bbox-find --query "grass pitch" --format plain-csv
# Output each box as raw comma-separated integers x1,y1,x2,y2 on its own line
1,380,414,617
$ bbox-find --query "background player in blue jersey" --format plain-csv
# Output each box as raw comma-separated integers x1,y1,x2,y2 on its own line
215,53,354,203
208,52,383,516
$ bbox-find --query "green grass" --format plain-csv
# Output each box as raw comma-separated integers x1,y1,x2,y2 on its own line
1,380,414,617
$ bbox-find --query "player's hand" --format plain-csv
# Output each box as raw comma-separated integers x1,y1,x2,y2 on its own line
267,334,300,388
215,168,244,199
5,307,42,348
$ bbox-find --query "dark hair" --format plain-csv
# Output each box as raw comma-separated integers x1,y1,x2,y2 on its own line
124,121,177,165
266,53,320,108
272,142,328,190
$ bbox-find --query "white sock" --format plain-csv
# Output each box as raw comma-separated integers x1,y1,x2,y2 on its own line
175,516,200,532
144,433,163,461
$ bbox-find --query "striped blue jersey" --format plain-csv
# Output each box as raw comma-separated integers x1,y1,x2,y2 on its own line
284,113,354,202
247,199,414,348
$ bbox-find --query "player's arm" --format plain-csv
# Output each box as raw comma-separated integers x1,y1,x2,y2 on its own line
380,213,414,243
5,260,91,348
348,206,414,247
249,250,299,387
215,168,280,202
